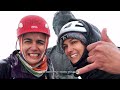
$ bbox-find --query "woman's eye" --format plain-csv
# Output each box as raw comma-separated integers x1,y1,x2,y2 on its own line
63,45,67,50
37,40,45,45
24,40,31,43
71,41,77,44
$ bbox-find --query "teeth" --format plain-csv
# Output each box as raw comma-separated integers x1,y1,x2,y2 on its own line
70,54,77,58
30,54,39,57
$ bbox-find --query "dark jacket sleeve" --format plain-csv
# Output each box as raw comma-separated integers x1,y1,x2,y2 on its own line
0,59,11,79
81,69,120,79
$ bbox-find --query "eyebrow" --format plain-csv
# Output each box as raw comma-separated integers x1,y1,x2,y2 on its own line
68,38,75,42
23,38,31,41
63,38,73,45
23,38,45,42
63,38,78,44
69,38,74,42
37,40,45,43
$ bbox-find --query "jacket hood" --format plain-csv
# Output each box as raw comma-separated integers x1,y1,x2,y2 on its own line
53,11,76,36
58,19,101,46
58,18,102,70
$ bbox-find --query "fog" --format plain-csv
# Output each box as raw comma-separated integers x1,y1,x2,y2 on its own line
0,11,120,60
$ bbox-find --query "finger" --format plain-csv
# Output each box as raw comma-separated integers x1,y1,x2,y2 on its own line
88,47,97,56
87,56,95,63
101,28,113,43
76,63,98,75
87,41,101,51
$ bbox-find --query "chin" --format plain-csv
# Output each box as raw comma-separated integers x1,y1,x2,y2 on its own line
71,60,76,64
71,59,79,64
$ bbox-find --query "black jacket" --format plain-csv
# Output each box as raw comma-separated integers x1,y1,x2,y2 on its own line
0,50,55,79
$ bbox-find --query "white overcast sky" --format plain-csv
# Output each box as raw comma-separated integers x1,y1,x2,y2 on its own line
0,11,120,60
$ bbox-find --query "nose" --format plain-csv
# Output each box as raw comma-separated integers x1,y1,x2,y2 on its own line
31,42,38,51
66,45,73,54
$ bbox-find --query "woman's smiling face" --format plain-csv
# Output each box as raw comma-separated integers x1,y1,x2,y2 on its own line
20,32,46,66
63,38,85,64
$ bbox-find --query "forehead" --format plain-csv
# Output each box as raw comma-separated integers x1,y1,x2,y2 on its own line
23,32,46,38
64,38,79,43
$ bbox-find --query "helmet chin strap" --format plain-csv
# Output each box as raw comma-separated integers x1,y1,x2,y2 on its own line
18,35,49,69
15,38,19,51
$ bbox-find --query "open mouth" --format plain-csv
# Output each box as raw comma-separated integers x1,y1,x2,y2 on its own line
28,53,40,58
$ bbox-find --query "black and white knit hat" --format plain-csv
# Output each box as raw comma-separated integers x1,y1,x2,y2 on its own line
58,20,87,50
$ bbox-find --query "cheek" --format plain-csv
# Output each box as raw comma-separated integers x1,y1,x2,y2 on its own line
21,44,30,53
77,44,85,54
64,48,69,56
65,50,68,56
80,46,85,55
38,45,46,52
22,46,28,54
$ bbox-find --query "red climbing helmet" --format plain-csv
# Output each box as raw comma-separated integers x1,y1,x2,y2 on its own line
17,15,50,37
